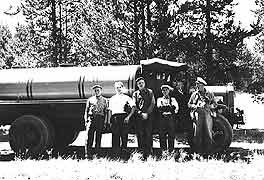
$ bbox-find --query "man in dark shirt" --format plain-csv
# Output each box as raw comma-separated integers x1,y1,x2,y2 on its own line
171,80,190,131
132,77,155,157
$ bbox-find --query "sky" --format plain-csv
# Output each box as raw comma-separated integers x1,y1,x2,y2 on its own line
0,0,259,47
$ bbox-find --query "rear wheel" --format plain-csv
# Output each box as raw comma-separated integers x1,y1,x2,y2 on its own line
9,115,54,156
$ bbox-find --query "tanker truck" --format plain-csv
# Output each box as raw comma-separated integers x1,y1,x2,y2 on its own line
0,58,235,155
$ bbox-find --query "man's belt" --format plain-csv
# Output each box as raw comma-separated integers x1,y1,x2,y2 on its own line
112,113,127,117
88,114,104,118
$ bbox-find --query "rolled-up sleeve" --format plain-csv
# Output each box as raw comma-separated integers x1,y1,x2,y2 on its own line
128,96,135,107
108,97,113,111
171,98,179,113
188,92,197,109
157,98,162,108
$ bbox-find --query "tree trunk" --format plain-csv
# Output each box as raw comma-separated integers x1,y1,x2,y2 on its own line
140,0,146,59
133,0,140,64
205,0,214,84
59,0,62,64
146,0,152,31
51,0,58,66
64,3,68,62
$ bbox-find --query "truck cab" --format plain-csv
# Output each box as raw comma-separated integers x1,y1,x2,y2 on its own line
205,85,245,128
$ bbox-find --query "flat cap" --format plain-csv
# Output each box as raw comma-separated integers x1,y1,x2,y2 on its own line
161,84,173,91
91,84,102,89
136,77,145,82
196,77,207,85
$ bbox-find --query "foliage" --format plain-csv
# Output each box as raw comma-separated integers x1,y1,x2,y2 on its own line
0,0,263,89
0,25,13,68
254,0,264,57
243,0,264,93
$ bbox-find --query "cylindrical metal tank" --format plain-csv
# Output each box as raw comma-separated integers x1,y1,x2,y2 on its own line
0,65,141,100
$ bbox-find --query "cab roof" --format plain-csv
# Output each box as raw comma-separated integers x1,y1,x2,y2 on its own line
140,58,188,72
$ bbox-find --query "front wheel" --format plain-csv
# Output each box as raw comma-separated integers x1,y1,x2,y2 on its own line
211,114,233,152
187,113,233,153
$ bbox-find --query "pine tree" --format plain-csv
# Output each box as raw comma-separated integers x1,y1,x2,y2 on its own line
0,25,14,68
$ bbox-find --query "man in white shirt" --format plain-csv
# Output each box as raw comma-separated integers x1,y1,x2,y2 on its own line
157,84,179,152
108,81,135,156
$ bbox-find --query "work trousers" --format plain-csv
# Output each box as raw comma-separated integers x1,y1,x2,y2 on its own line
111,113,128,155
85,114,104,156
159,114,175,152
136,116,153,156
176,110,191,131
192,107,213,153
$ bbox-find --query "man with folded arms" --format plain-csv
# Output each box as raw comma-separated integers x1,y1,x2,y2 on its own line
157,84,179,152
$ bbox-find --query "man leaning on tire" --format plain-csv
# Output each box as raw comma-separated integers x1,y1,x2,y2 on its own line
188,77,217,153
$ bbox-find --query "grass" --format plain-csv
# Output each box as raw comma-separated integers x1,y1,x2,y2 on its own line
1,92,264,179
0,151,263,180
233,129,264,143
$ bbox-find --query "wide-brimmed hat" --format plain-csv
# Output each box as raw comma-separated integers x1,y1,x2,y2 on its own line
91,84,102,89
136,77,145,82
161,84,173,91
196,77,207,85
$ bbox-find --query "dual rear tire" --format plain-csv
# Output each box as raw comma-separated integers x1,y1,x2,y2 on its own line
9,115,79,156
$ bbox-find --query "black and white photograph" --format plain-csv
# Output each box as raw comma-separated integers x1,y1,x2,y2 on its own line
0,0,263,179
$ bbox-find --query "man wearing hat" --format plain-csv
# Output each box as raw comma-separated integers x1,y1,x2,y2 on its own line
157,84,179,152
188,77,216,153
84,84,108,158
132,77,155,157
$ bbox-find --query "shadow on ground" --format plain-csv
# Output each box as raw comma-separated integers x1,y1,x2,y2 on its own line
1,129,264,162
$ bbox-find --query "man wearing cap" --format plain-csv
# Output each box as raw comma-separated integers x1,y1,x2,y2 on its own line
157,84,179,152
188,77,216,153
108,81,135,157
84,84,108,158
132,77,155,157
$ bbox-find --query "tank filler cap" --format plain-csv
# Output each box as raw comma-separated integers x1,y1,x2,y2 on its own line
59,63,76,67
227,83,234,91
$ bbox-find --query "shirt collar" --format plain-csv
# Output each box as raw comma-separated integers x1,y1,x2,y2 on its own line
96,95,102,99
163,95,170,99
178,89,183,94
